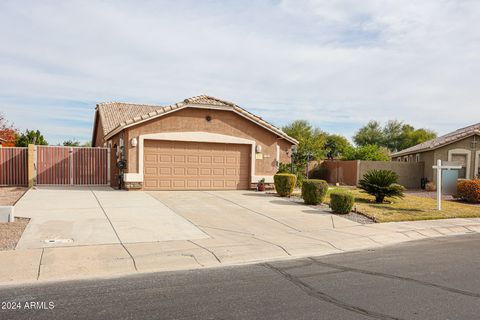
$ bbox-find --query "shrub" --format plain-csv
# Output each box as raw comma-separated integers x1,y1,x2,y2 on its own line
358,169,405,203
330,191,354,214
425,182,436,192
309,164,328,180
457,179,480,203
274,173,297,197
301,179,329,205
277,162,306,188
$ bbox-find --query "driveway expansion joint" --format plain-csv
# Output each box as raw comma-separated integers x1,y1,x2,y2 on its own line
188,240,221,263
203,191,302,232
36,248,44,280
90,188,138,272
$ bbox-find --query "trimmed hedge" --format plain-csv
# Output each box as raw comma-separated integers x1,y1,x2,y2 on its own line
301,179,328,205
457,179,480,203
330,191,354,214
274,173,297,197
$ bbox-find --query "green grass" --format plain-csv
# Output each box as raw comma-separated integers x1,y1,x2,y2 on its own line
324,187,480,223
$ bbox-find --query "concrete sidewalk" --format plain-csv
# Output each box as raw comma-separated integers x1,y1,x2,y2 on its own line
1,216,479,285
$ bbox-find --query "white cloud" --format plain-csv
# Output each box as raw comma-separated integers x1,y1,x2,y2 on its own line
1,0,480,143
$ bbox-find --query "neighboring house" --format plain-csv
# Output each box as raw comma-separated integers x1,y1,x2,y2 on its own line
392,123,480,182
92,95,298,190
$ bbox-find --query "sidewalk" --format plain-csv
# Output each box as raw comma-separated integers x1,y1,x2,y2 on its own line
1,217,479,285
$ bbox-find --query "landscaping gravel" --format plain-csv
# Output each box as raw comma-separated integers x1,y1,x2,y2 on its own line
0,187,29,250
0,217,29,250
0,187,27,206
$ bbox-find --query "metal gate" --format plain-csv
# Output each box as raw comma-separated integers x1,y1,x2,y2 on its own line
0,147,28,186
36,146,110,185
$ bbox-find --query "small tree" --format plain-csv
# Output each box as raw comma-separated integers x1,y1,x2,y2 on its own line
16,130,48,147
0,112,19,146
62,139,81,146
343,144,390,161
358,169,405,203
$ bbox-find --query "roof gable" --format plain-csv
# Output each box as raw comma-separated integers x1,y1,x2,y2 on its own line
392,123,480,156
95,95,298,144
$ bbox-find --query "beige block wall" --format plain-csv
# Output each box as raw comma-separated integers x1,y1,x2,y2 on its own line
358,161,425,189
124,108,293,177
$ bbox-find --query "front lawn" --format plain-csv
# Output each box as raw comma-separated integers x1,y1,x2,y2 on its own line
326,187,480,223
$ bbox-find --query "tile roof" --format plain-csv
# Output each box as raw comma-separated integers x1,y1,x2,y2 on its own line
96,95,298,144
392,122,480,156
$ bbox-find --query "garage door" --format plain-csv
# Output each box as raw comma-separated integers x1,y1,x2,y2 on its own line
143,140,250,190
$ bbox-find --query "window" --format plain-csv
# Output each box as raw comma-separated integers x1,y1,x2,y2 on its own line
415,154,420,162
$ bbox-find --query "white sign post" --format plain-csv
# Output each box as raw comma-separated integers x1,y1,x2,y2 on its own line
432,159,462,211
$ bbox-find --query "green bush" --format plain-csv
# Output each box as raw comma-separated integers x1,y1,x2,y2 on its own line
301,179,329,205
309,165,328,180
330,191,354,214
274,173,297,197
358,169,405,203
277,162,306,188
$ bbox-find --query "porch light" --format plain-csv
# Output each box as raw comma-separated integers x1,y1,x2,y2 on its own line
131,138,138,147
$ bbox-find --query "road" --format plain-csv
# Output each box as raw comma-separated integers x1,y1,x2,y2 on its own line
1,234,479,320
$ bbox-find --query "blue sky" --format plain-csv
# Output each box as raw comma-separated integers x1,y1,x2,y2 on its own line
1,0,480,144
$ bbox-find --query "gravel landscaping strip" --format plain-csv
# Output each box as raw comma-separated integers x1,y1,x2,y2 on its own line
0,217,30,250
0,187,28,206
0,187,30,250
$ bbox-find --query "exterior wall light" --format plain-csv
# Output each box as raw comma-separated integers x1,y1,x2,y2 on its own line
131,137,138,147
256,145,262,153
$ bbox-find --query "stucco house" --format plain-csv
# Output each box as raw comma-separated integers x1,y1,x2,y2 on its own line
92,95,297,190
392,123,480,183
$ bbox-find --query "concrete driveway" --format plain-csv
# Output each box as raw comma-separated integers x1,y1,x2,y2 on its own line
14,187,208,249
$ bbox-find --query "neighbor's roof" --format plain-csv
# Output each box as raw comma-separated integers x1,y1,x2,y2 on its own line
95,95,298,144
392,122,480,157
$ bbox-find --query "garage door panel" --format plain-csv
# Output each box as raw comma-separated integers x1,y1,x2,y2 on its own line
159,155,172,163
200,156,212,164
144,140,250,190
144,179,159,188
173,167,185,175
187,156,199,163
174,155,186,163
187,167,199,175
213,168,224,175
159,167,172,175
200,168,212,175
145,167,158,175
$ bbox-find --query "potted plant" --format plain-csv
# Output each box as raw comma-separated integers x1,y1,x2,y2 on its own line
257,178,266,191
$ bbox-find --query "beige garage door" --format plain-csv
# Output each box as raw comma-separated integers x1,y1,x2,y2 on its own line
143,140,251,190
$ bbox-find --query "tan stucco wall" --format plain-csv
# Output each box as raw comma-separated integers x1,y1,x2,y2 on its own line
358,161,425,189
124,108,294,178
94,117,105,147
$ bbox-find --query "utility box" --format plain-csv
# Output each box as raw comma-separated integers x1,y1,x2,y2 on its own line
0,206,14,223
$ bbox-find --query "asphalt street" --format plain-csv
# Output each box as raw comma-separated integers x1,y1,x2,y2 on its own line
1,234,479,320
